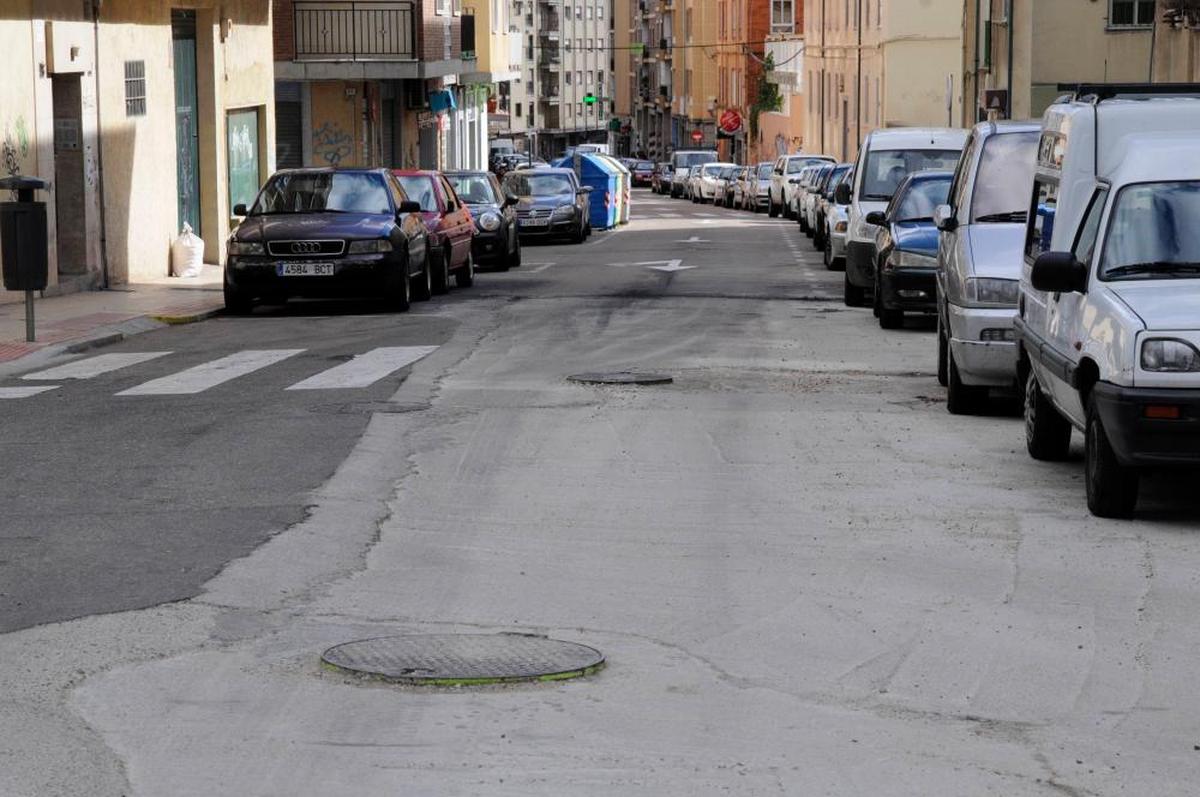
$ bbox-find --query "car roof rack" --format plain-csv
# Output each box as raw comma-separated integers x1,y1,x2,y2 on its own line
1056,82,1200,103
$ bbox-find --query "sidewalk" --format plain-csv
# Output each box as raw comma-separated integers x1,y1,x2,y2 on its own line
0,265,224,371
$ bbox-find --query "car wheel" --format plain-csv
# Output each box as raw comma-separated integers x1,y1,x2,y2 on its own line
1024,369,1072,460
823,237,833,270
431,248,450,294
937,314,949,387
799,214,808,233
223,277,254,315
947,346,987,415
571,219,586,244
1085,397,1139,518
878,286,903,329
507,234,522,268
844,273,867,307
386,259,412,312
412,251,433,301
455,252,475,288
768,198,779,218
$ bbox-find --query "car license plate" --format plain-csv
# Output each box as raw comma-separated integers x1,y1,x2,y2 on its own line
276,262,334,276
522,218,550,227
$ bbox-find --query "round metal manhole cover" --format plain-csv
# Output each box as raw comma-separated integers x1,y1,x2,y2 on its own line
567,371,673,386
320,634,605,685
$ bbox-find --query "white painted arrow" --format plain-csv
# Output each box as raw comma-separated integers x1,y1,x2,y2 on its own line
649,263,696,273
676,236,710,243
608,259,694,273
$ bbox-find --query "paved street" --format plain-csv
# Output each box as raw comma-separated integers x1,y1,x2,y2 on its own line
3,192,1199,796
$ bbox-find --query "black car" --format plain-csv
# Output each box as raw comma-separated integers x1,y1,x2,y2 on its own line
445,170,522,271
502,168,592,244
224,168,429,313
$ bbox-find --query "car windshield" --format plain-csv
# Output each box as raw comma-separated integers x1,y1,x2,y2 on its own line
1100,181,1200,281
396,176,439,212
971,131,1038,223
505,173,575,196
861,149,961,201
757,164,773,179
252,172,392,215
676,152,717,168
447,174,499,205
895,177,952,222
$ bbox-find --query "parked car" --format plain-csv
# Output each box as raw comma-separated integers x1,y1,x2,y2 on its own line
840,127,968,307
693,162,736,203
868,170,953,329
1016,86,1200,518
794,165,822,230
445,170,522,271
812,163,852,253
713,165,738,206
933,120,1040,413
729,166,750,209
683,165,704,200
771,153,836,218
502,167,591,244
224,168,428,313
630,160,655,187
670,150,718,197
394,169,476,292
823,167,854,270
802,164,836,237
745,162,774,212
652,162,674,194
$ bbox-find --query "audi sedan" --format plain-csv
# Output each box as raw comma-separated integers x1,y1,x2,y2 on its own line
224,168,428,313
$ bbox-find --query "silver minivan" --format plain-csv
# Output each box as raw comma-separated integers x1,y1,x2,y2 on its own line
933,120,1040,414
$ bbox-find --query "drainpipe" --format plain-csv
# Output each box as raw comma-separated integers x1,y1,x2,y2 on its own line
91,0,110,289
973,0,981,122
1005,0,1013,118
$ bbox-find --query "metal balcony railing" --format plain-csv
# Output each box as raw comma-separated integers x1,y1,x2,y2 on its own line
293,1,416,62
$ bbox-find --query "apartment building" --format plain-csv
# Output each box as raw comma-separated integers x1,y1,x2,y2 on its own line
613,0,674,159
273,0,487,172
964,0,1153,122
672,0,720,151
463,0,523,143
804,0,964,162
0,0,275,294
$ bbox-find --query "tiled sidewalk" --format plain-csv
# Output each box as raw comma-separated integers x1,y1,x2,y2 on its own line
0,265,224,367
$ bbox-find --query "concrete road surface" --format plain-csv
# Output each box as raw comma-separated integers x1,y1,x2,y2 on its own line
2,191,1198,796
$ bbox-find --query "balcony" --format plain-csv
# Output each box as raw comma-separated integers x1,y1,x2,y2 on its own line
293,1,416,62
538,43,561,66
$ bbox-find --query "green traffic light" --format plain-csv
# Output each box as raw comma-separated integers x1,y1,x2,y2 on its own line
583,94,597,105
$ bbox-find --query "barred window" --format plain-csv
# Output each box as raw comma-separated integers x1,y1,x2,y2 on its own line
124,60,146,117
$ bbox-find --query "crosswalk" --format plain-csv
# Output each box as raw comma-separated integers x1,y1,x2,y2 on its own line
4,345,439,399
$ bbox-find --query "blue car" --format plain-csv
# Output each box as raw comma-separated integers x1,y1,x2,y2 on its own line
867,170,953,329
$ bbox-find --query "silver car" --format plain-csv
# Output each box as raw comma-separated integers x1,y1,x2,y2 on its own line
823,167,854,270
933,120,1040,414
747,162,774,212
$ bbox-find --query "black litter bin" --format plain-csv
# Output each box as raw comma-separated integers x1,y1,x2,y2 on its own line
0,176,49,292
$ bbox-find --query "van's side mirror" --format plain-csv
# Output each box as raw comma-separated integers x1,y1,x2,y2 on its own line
233,203,248,217
1031,251,1088,294
835,182,852,205
933,204,957,232
397,200,422,215
865,210,887,227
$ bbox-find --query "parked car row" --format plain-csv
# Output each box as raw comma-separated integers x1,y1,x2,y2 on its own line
830,85,1200,519
654,152,842,216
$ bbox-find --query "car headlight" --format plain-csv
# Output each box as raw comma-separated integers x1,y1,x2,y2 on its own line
892,251,937,270
964,277,1019,307
552,204,576,220
227,241,264,256
347,239,394,254
478,211,502,232
1142,338,1200,372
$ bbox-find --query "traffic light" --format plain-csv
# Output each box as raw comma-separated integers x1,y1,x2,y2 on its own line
583,93,597,105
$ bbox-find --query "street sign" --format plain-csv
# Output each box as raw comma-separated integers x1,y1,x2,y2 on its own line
718,109,743,136
691,129,703,143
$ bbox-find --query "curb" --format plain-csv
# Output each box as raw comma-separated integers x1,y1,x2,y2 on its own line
149,306,225,325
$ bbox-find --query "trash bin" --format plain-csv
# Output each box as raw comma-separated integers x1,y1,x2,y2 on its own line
0,176,49,292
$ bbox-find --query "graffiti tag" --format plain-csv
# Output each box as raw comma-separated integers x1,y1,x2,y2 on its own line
312,122,353,167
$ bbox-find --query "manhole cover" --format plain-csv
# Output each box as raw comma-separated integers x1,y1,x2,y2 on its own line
567,371,673,385
320,633,605,685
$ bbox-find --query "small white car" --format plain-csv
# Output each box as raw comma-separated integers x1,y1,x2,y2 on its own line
823,168,853,270
692,162,735,203
747,162,774,212
1016,87,1200,518
770,154,835,218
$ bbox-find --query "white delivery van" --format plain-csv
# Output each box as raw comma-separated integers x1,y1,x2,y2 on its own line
669,150,718,197
839,128,967,307
1016,84,1200,518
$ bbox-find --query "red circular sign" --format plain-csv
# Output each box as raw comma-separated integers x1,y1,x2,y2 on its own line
719,109,743,135
691,129,703,143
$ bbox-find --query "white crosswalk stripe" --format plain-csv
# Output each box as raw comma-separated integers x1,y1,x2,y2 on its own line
0,385,59,399
22,352,172,381
117,349,303,396
286,346,438,390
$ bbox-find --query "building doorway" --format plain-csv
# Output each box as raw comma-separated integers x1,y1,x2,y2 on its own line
172,9,200,235
51,73,87,278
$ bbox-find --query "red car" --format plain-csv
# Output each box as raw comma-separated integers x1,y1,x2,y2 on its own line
392,170,476,293
631,160,654,187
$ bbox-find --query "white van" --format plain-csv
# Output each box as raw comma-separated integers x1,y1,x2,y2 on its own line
839,128,967,307
1016,85,1200,517
669,150,718,197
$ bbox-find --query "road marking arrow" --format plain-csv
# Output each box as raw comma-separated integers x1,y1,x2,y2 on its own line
649,263,696,272
676,236,710,243
607,259,694,272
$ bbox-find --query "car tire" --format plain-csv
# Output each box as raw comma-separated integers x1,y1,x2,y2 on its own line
507,234,522,268
431,248,450,294
223,278,254,315
768,198,779,218
937,315,949,387
1085,398,1139,518
844,274,867,307
571,220,586,244
1024,370,1073,460
824,238,834,270
799,214,808,233
412,250,433,301
386,259,412,312
947,347,987,415
455,252,475,288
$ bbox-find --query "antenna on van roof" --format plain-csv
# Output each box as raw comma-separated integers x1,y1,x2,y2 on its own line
1056,82,1200,103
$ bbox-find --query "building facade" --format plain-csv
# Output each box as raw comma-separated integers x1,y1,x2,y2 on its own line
1155,0,1200,81
672,0,719,153
963,0,1154,124
0,0,276,297
273,0,488,172
804,0,964,162
613,0,675,160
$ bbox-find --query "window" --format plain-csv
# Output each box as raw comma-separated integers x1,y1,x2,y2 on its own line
970,131,1039,222
124,60,146,117
1073,187,1109,268
1099,181,1200,280
771,0,794,33
227,108,260,211
565,5,572,19
435,0,448,14
1109,0,1155,27
516,102,523,117
1025,178,1060,262
597,4,603,19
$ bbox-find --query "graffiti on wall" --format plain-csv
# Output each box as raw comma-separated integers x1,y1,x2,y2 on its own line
312,122,353,167
3,116,31,199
